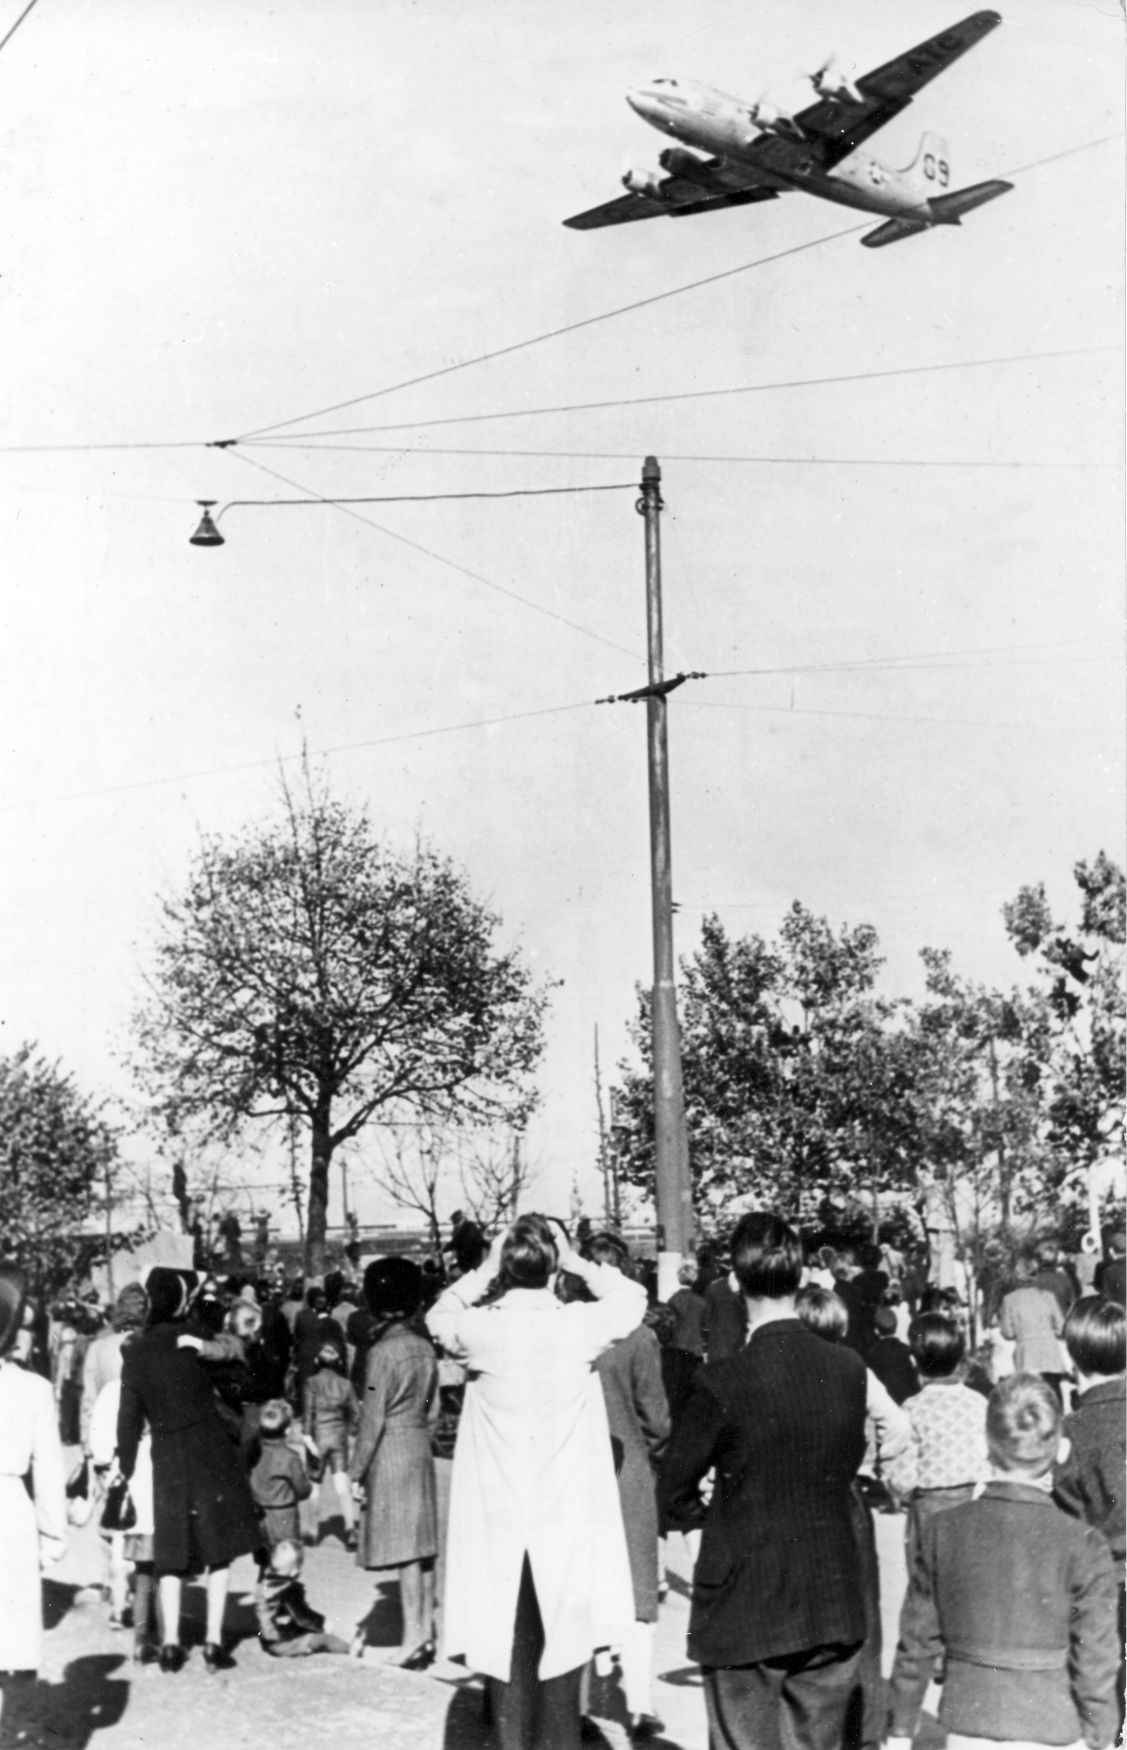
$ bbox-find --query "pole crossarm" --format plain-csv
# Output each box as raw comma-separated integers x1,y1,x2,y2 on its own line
595,670,708,705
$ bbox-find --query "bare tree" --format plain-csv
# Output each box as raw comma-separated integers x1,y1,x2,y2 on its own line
459,1126,533,1231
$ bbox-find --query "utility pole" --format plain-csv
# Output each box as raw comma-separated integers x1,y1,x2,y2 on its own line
638,457,692,1298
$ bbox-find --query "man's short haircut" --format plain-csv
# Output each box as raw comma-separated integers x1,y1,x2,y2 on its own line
677,1260,698,1288
586,1231,631,1274
908,1311,965,1377
731,1212,803,1299
873,1304,898,1337
987,1372,1061,1475
795,1285,848,1343
1064,1295,1126,1377
860,1243,883,1271
500,1214,558,1290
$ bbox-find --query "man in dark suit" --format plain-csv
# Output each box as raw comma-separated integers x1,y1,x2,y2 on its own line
660,1212,867,1750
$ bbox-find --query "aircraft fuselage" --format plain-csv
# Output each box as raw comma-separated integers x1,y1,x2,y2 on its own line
628,79,938,220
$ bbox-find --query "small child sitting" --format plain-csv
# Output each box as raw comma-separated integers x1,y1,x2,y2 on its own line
885,1312,989,1561
255,1538,351,1658
249,1399,313,1548
1054,1295,1125,1735
887,1372,1120,1750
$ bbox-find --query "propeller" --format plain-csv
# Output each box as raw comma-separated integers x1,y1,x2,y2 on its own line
804,53,861,103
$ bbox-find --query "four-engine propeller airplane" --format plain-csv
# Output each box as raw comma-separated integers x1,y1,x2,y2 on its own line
564,11,1012,247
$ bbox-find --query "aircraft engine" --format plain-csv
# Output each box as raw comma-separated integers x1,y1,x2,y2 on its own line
658,146,709,179
747,98,803,140
622,164,664,198
810,56,862,103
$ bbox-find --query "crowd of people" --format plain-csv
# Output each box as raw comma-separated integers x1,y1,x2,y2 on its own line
0,1214,1123,1750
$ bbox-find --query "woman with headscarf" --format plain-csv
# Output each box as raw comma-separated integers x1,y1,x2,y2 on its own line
115,1266,261,1674
348,1257,439,1666
0,1267,67,1723
428,1215,644,1750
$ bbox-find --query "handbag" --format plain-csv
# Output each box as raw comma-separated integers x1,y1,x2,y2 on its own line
66,1456,94,1527
101,1475,138,1534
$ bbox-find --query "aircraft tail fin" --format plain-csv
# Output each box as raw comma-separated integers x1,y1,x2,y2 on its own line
928,178,1014,224
906,130,952,194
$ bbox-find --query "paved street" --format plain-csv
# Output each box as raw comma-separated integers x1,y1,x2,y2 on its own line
2,1454,937,1750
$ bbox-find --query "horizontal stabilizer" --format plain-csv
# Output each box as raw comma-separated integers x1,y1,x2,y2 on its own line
929,177,1014,222
860,216,929,248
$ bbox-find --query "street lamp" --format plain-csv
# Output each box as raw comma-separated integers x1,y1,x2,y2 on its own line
188,501,225,547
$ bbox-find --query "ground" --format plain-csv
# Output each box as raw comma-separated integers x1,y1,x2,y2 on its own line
1,1454,943,1750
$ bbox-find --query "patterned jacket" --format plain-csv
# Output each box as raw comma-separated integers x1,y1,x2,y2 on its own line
885,1376,988,1497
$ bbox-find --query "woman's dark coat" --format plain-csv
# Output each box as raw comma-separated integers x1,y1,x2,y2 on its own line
117,1322,261,1575
594,1322,671,1622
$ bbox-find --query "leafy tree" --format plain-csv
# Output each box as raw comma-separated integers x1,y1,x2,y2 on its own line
613,905,922,1230
132,769,552,1273
1001,851,1125,1225
0,1043,121,1297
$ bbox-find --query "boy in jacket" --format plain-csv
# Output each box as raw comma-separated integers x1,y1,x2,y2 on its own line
887,1372,1120,1750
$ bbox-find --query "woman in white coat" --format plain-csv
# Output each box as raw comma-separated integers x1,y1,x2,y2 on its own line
427,1214,645,1750
0,1267,67,1727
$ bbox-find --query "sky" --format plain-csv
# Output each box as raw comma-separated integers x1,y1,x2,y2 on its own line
0,0,1122,1237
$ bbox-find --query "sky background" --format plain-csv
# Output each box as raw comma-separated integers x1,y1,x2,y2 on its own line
1,0,1122,1237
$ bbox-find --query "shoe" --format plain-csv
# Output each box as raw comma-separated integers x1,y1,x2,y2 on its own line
132,1641,159,1666
394,1640,436,1671
158,1644,186,1674
202,1642,236,1673
629,1715,665,1741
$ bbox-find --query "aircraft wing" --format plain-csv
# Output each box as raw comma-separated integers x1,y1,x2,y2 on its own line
564,168,780,230
794,10,1002,167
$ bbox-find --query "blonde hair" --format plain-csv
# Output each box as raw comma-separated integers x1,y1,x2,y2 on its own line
987,1373,1060,1476
227,1302,262,1341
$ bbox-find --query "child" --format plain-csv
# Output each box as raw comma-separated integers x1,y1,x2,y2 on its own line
1054,1296,1125,1732
796,1285,910,1750
254,1538,351,1658
302,1341,359,1548
867,1303,919,1406
249,1399,313,1548
887,1373,1120,1750
885,1312,989,1562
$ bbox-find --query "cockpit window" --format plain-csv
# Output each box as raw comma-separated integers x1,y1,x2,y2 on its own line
652,78,679,87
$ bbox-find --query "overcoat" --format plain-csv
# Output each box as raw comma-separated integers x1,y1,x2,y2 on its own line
428,1257,644,1682
350,1320,438,1569
659,1316,868,1668
593,1322,670,1622
117,1321,261,1575
0,1360,66,1671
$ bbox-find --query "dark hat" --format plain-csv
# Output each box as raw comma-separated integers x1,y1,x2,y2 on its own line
0,1266,28,1358
145,1266,194,1324
363,1257,423,1318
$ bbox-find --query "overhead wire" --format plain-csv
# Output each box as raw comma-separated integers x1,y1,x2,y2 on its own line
251,344,1120,442
0,0,42,58
232,221,873,440
240,442,1117,470
1,701,595,812
679,699,1108,736
231,132,1120,444
225,448,643,663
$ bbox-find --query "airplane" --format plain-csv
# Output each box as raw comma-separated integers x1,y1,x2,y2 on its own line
563,11,1012,247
